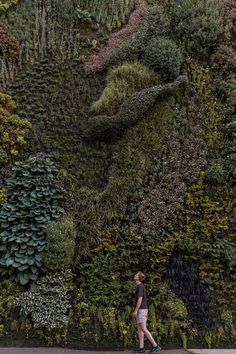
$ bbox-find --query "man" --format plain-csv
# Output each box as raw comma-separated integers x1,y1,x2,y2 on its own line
132,271,161,353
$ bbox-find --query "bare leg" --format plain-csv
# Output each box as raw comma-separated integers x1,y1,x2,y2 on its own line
140,322,157,347
137,323,144,348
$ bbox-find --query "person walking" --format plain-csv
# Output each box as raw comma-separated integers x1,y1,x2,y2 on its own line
132,271,161,353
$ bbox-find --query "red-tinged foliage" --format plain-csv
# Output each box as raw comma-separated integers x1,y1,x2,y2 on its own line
219,0,236,39
0,21,19,60
211,0,236,74
211,44,236,73
84,0,147,74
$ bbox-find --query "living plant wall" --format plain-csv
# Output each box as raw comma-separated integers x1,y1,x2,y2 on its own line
0,0,236,350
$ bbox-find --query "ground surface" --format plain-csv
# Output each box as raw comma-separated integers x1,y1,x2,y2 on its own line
0,349,235,354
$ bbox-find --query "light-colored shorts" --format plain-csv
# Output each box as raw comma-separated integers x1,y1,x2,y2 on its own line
137,309,148,324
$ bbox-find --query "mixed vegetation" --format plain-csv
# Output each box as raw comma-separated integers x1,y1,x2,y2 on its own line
0,0,236,349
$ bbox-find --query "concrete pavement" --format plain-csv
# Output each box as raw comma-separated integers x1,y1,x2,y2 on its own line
0,349,187,354
0,349,235,354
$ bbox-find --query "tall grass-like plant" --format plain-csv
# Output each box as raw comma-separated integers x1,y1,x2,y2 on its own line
77,0,135,31
92,62,159,115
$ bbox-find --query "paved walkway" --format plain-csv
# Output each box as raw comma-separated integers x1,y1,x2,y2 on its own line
188,351,236,354
0,349,235,354
0,349,187,354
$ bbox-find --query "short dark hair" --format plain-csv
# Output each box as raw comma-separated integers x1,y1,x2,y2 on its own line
138,271,145,281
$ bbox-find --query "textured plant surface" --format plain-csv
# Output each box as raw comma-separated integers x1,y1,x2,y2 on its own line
0,156,64,284
0,0,235,349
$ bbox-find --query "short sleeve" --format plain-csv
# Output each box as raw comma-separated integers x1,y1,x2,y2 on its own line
138,284,144,298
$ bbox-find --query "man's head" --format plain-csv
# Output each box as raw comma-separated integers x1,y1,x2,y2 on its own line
134,271,145,284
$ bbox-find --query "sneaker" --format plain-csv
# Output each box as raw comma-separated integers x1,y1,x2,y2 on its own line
133,348,146,353
149,345,162,353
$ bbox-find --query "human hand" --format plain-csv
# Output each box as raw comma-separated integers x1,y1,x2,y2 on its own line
132,311,137,319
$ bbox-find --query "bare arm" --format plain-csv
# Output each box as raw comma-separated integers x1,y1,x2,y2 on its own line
132,296,143,318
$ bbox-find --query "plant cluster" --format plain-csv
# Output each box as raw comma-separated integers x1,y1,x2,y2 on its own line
107,5,171,67
83,75,188,139
0,156,64,285
0,92,31,166
169,0,223,61
16,269,73,331
91,62,159,115
84,0,147,74
140,97,207,236
0,0,19,14
143,37,183,81
0,21,19,60
43,216,76,271
210,0,236,74
77,0,135,32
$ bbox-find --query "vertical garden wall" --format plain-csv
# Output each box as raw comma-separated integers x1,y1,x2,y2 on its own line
0,0,236,349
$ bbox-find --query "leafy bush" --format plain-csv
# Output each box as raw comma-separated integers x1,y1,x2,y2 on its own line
84,0,147,73
170,0,223,60
0,92,31,165
205,162,225,185
16,269,73,331
0,156,64,285
108,5,171,67
43,216,76,271
0,280,21,335
76,7,91,23
0,0,19,14
0,21,19,60
143,37,183,81
92,62,159,115
77,0,135,31
83,75,188,140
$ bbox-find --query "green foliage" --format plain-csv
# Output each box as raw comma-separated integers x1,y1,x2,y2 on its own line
170,0,223,60
0,280,21,335
15,269,73,331
92,62,159,115
0,0,19,14
76,7,91,23
108,5,171,66
8,60,109,187
1,0,235,347
205,162,225,185
77,0,135,31
43,216,76,271
0,92,31,165
143,37,183,81
84,75,188,139
0,156,64,285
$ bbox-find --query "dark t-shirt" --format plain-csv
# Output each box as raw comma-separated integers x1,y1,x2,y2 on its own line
134,283,148,309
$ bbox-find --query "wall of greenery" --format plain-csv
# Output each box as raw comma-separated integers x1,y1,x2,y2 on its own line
0,0,235,350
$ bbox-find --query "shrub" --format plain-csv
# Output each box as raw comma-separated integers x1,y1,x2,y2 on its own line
0,21,19,60
0,92,31,166
84,0,147,73
140,97,207,235
0,156,64,285
77,0,135,32
83,75,188,140
43,216,76,271
15,269,73,331
204,162,225,185
108,5,171,67
143,37,183,81
91,62,159,115
170,0,223,61
76,7,91,23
